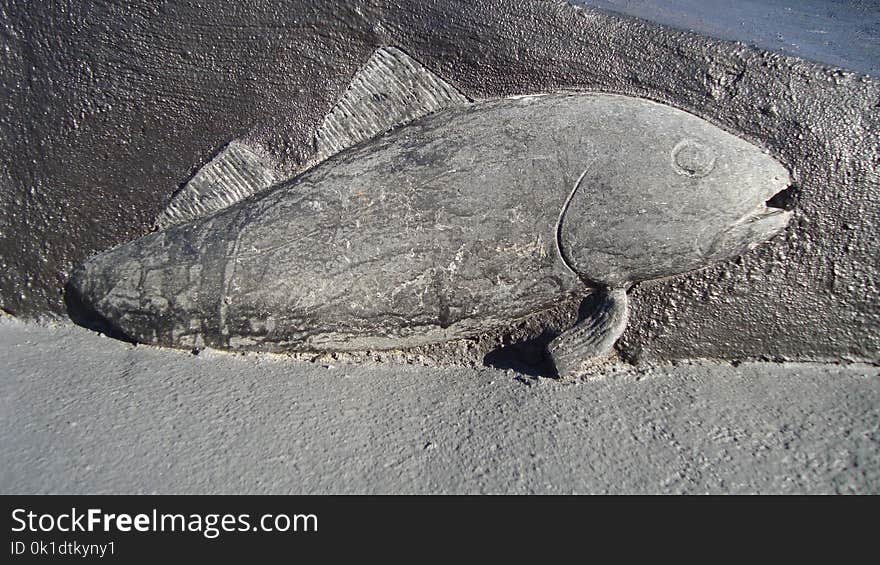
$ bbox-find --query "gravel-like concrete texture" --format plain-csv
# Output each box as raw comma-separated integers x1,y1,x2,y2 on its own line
1,318,877,494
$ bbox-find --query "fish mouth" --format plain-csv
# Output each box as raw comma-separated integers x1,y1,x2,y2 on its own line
703,182,795,259
743,205,792,236
765,183,799,212
734,183,797,245
749,183,798,224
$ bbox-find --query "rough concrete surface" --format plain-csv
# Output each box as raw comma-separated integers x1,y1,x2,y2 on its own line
1,318,878,494
1,0,878,364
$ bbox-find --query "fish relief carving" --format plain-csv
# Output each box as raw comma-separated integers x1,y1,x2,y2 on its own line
67,47,792,376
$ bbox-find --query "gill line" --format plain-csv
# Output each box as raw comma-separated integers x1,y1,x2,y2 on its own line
555,165,591,278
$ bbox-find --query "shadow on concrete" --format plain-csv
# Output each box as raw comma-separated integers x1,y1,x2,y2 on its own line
63,280,137,345
484,292,614,377
483,328,559,377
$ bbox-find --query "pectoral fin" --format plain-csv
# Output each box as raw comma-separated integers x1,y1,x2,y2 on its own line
548,287,629,377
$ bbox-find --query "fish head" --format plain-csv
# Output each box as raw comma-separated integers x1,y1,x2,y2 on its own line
558,97,794,287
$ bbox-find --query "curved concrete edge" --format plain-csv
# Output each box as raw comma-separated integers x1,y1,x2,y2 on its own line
2,318,877,494
570,0,879,77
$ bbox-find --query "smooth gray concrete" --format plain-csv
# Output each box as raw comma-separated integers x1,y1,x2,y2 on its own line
574,0,880,76
1,318,877,494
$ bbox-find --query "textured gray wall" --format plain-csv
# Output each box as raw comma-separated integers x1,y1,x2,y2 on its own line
1,0,878,363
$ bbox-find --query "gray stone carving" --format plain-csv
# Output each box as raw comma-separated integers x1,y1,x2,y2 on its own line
67,48,791,376
157,141,280,229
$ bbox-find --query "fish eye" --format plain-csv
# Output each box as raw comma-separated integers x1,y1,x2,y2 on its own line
671,139,716,178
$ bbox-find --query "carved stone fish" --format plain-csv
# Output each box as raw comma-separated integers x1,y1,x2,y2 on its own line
68,47,792,376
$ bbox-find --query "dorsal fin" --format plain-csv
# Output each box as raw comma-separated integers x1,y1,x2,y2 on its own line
314,46,469,161
156,141,279,228
156,47,468,228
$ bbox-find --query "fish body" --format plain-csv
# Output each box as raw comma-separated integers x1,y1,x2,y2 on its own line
68,49,792,374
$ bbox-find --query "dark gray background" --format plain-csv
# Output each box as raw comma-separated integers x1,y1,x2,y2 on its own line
1,0,878,363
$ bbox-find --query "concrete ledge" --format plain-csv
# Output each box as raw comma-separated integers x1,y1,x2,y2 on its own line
2,318,877,494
